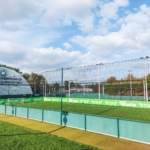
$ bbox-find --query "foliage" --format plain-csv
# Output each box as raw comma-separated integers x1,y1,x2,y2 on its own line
22,73,30,81
0,121,98,150
104,80,146,96
107,76,117,82
0,64,20,72
103,73,150,95
22,72,45,85
64,81,69,90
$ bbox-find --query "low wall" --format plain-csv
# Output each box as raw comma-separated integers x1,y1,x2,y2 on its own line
0,104,150,145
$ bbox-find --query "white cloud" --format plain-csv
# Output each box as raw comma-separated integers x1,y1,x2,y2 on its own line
0,0,42,21
0,1,150,73
99,0,129,19
95,0,129,35
0,0,98,48
113,54,122,58
114,0,129,7
63,43,72,49
0,41,95,72
39,0,97,33
72,4,150,59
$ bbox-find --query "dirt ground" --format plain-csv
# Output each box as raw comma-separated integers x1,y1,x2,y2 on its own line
0,113,150,150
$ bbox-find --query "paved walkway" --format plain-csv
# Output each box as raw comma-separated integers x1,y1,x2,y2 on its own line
0,113,150,150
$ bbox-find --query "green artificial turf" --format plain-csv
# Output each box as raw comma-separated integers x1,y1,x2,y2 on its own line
13,101,150,122
0,121,99,150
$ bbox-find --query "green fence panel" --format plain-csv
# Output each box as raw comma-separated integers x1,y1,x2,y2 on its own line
86,115,118,137
15,107,28,118
0,105,5,113
44,97,150,108
9,98,22,104
119,120,150,144
33,97,44,102
28,108,42,121
0,99,7,104
43,110,60,125
62,112,85,130
6,106,15,116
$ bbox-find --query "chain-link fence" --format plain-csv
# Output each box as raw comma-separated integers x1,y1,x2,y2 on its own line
1,57,150,101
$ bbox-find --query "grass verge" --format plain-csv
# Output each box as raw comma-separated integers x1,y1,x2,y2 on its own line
0,120,99,150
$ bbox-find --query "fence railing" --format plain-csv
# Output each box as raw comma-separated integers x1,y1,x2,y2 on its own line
0,104,150,145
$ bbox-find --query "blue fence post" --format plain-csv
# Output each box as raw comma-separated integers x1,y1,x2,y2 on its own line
42,109,44,122
85,114,86,131
5,105,6,114
117,118,120,138
27,107,29,119
12,106,14,116
60,68,63,126
15,106,17,116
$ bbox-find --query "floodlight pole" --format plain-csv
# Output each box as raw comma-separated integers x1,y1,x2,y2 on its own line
45,72,47,97
49,84,50,94
144,59,148,101
98,64,100,99
69,68,70,99
60,68,63,125
143,79,146,100
102,83,104,94
129,70,132,99
69,81,70,98
141,56,149,101
43,85,44,97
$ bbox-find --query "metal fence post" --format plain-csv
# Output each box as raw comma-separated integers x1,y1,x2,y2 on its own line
60,68,63,126
15,106,17,116
85,114,86,131
12,106,14,116
117,118,120,138
27,107,29,119
42,109,44,122
5,105,6,114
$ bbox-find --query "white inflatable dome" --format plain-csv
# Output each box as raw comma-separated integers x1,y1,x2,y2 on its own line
0,67,33,96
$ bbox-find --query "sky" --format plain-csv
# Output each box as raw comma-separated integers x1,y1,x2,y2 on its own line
0,0,150,73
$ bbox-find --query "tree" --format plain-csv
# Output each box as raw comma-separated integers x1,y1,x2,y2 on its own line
28,73,38,84
22,73,30,82
107,76,117,82
0,64,20,72
125,74,136,81
64,81,69,90
53,83,59,92
27,73,45,85
70,82,75,87
38,75,45,84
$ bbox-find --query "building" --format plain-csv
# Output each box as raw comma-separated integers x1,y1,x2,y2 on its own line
0,67,33,98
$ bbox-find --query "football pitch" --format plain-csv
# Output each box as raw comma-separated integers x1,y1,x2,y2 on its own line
12,101,150,122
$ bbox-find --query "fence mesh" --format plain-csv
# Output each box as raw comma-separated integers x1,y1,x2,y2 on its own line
1,58,150,123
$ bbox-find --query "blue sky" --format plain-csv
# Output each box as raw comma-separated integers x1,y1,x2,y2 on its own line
0,0,150,72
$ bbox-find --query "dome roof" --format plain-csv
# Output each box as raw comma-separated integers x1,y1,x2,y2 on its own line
0,67,32,96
